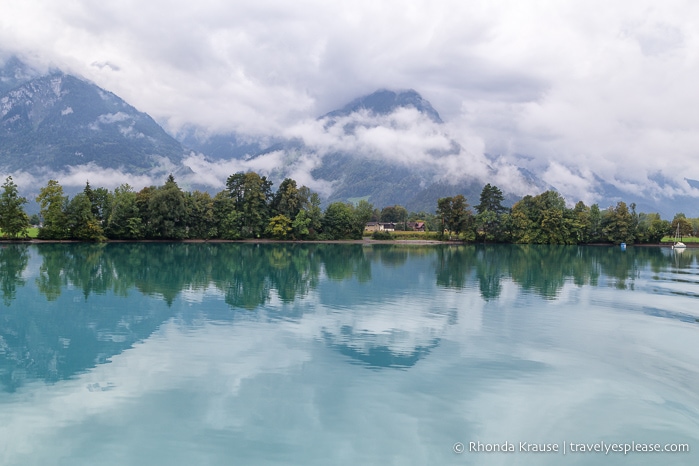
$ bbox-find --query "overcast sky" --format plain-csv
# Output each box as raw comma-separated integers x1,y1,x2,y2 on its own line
2,0,699,202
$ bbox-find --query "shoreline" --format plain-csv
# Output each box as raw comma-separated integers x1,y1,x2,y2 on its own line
2,238,697,247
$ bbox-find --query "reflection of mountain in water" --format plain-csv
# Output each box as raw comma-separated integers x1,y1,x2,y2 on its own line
0,243,696,390
323,329,438,369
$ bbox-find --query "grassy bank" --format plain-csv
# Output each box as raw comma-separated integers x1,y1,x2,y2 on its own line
0,227,39,239
365,230,443,241
660,236,699,243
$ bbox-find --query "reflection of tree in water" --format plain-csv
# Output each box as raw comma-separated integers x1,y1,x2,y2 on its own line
32,243,373,310
594,246,666,290
368,244,409,268
265,245,321,303
30,242,687,306
434,245,669,300
670,248,696,270
507,245,579,299
316,244,371,282
128,243,213,305
0,244,29,305
211,244,273,310
35,244,70,301
434,246,478,289
475,245,505,301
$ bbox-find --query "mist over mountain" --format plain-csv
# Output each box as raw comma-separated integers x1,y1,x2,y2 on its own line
1,56,697,218
178,88,547,211
0,56,39,94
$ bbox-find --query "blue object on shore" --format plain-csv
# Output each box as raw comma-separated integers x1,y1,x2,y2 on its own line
620,242,626,251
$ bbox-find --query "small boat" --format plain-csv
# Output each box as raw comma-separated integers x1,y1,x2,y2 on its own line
672,224,686,250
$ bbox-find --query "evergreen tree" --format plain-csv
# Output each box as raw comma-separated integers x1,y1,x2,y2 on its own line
474,184,507,242
475,183,506,214
0,176,30,239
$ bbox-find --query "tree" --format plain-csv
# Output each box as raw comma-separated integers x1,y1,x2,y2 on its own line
271,178,301,220
36,179,68,239
65,193,105,241
535,190,572,244
266,214,293,239
353,200,374,239
671,213,693,239
474,184,508,242
636,212,669,243
226,171,273,238
475,183,506,214
0,176,30,239
588,204,602,242
475,210,498,242
212,190,240,239
106,184,143,239
380,205,408,224
185,190,215,239
83,181,112,225
147,175,187,239
509,190,574,244
571,201,591,243
509,196,535,243
602,201,634,244
293,190,322,239
321,202,356,239
437,195,472,239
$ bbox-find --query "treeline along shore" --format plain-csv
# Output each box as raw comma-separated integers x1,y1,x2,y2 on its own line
0,173,696,244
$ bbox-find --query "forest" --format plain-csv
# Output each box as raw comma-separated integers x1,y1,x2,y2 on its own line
0,173,695,244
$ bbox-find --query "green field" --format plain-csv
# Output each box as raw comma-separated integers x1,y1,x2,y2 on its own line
0,227,38,239
660,236,699,243
364,230,443,240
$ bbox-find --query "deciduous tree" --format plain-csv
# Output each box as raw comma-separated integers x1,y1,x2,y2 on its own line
36,180,68,240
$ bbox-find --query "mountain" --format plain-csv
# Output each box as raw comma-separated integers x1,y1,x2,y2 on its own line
1,64,186,174
176,127,269,160
1,56,694,217
323,88,443,123
236,89,543,211
0,56,39,95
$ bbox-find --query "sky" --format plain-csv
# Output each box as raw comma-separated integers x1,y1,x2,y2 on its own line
2,0,699,205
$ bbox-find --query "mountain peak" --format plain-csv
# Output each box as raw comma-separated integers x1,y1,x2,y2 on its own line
1,66,185,172
0,55,41,95
323,89,443,123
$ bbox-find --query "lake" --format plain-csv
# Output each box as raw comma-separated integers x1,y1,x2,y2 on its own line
0,242,697,465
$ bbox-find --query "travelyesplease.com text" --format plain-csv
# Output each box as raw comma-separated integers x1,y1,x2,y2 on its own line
453,440,690,455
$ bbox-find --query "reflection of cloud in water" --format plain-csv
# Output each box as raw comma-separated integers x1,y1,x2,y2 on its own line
1,277,699,465
0,318,312,465
289,282,485,368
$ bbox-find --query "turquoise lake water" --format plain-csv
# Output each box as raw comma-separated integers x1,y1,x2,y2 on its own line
0,243,698,465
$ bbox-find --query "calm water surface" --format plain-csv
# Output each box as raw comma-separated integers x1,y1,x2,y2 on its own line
0,243,698,465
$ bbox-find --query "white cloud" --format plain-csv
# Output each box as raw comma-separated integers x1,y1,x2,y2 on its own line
1,0,699,206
